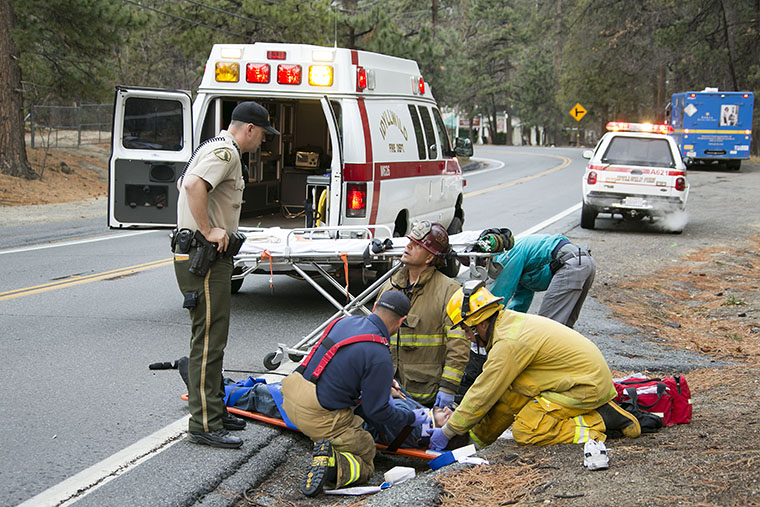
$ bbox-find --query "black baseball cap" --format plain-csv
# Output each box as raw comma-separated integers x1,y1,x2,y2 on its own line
376,291,410,317
231,102,280,135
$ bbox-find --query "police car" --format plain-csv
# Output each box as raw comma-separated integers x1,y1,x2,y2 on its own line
581,122,690,233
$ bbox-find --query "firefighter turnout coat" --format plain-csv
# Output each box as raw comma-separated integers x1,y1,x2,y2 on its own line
379,266,469,405
443,309,618,446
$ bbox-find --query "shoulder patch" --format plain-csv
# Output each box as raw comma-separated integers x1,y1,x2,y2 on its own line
213,148,232,162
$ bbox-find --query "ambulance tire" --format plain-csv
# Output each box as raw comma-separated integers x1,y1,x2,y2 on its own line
263,352,281,371
440,216,463,277
231,266,244,294
580,203,597,230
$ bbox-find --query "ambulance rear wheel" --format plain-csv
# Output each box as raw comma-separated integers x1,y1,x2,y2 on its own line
231,266,244,294
580,203,597,229
263,352,281,370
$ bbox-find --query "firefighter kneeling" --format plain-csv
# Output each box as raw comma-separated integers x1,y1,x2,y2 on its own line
281,291,429,496
427,280,642,450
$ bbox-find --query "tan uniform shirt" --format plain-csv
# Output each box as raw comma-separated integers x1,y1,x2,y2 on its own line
447,309,617,436
379,266,467,404
176,131,245,234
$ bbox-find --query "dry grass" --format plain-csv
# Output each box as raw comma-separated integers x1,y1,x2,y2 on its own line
608,236,760,361
436,462,543,506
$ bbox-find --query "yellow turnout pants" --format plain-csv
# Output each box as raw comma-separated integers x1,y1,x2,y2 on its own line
281,372,376,488
470,391,607,447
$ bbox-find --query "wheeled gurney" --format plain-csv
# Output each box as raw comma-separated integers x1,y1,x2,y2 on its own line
230,226,494,370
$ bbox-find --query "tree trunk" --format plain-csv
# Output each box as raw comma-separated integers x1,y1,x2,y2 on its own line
0,0,37,180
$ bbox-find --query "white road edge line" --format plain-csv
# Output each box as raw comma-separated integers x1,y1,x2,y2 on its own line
20,202,583,506
19,416,190,507
457,202,582,276
0,230,157,256
515,202,582,238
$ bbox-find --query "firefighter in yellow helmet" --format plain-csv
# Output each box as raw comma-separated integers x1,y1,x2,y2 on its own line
425,280,642,450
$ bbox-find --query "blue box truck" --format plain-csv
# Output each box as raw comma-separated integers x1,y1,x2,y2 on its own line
669,88,754,170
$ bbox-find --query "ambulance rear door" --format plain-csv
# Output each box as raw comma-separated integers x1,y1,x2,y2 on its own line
320,96,344,227
109,87,193,229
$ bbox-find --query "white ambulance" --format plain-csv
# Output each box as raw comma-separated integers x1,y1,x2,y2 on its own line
108,43,471,241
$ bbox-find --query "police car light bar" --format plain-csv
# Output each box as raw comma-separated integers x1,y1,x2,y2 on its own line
606,121,673,134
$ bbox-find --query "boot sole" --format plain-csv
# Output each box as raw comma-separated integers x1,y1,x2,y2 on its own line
187,432,243,448
301,439,332,497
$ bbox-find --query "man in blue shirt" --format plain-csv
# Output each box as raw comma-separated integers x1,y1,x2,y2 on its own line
281,291,430,497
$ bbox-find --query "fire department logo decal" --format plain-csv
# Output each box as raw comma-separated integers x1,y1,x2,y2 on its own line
379,110,409,141
214,148,232,162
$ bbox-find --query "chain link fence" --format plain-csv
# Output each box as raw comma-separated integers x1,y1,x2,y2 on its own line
29,104,112,148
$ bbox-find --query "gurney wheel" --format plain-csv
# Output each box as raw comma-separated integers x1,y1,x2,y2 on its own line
231,266,244,294
263,352,281,370
288,353,304,363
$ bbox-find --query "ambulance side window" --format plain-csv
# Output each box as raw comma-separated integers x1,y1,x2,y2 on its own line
432,108,452,155
122,97,184,151
408,105,426,160
418,106,438,159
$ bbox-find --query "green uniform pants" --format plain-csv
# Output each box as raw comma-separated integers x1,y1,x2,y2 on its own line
174,249,233,433
470,391,606,447
281,372,376,488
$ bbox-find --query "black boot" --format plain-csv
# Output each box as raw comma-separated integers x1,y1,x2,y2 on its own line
222,411,247,431
596,401,641,439
301,439,338,497
187,428,243,448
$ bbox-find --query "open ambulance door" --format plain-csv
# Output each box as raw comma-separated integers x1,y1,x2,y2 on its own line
320,97,344,228
109,87,193,229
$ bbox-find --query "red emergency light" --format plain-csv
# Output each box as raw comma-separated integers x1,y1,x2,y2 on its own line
346,183,366,217
743,93,750,98
606,122,673,134
277,64,302,85
418,77,425,95
246,63,270,83
689,93,696,98
267,51,286,60
357,67,367,91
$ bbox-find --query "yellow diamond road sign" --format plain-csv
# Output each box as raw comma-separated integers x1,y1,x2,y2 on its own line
570,103,587,122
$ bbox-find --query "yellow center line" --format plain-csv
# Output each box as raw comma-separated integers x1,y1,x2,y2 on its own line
465,153,573,198
0,258,173,301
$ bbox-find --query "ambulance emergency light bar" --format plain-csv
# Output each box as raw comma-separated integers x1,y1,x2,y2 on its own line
606,121,673,135
215,48,333,86
211,45,417,92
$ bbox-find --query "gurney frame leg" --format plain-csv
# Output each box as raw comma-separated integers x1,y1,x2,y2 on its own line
264,261,402,369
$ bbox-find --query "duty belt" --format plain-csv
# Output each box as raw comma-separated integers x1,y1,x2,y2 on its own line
549,241,591,273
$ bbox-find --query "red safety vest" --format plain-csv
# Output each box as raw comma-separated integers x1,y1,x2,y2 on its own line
296,317,389,383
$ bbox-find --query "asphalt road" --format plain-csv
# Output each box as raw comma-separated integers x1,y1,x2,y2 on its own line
0,144,691,506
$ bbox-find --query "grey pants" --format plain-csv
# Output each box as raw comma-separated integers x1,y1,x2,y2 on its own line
539,244,596,328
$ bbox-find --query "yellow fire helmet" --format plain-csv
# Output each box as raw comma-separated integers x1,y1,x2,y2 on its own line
446,280,504,328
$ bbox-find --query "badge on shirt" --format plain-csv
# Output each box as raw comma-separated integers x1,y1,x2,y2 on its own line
214,148,232,162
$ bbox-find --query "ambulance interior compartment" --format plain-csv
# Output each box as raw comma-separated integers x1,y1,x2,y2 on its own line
200,97,338,227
